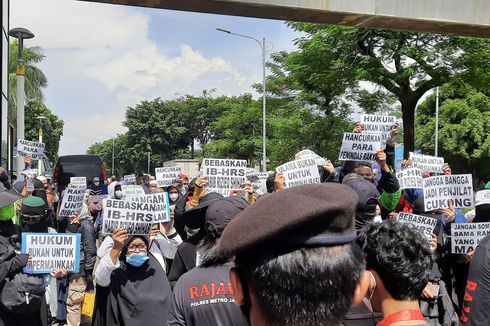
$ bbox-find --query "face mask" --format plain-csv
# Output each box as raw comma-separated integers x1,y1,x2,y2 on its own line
126,252,149,267
169,193,179,202
0,204,15,221
93,182,100,186
115,190,124,199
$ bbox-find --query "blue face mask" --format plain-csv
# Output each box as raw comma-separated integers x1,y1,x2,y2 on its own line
126,252,149,267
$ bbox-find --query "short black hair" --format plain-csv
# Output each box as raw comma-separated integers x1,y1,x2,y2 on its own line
357,220,433,301
265,172,276,193
235,244,365,326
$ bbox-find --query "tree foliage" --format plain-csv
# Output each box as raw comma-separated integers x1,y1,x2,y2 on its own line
416,84,490,181
268,23,490,157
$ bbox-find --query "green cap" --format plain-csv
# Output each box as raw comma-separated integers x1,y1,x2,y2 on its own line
486,181,490,189
21,196,46,215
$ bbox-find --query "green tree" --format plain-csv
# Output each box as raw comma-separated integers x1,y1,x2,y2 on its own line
8,40,48,110
24,102,64,162
415,84,490,181
269,24,490,157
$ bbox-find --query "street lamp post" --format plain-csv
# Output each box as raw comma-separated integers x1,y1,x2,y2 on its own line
217,28,267,172
8,28,35,174
36,116,46,176
112,136,115,175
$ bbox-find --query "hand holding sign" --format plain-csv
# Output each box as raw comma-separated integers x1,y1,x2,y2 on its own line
323,159,334,175
443,163,452,176
353,123,363,133
112,228,128,251
439,200,456,223
386,127,399,147
242,180,254,195
50,268,68,279
375,149,390,172
275,172,285,191
195,175,208,188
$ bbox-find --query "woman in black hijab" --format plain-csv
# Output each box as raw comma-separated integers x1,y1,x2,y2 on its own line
107,235,172,326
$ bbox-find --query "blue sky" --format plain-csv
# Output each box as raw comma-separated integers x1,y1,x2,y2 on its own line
10,0,302,155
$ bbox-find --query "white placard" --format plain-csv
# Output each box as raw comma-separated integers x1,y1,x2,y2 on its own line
126,192,171,223
396,167,423,190
451,222,490,254
295,149,326,166
17,139,45,160
360,114,397,142
22,169,38,179
123,174,136,184
121,185,146,197
59,187,86,217
70,177,87,189
102,199,154,235
276,158,321,188
246,170,269,193
155,166,182,188
91,194,108,203
423,174,474,211
22,233,81,274
338,133,382,162
409,152,444,174
397,212,437,240
200,158,247,196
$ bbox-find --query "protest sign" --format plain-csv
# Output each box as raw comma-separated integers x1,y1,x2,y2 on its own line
155,166,182,188
17,139,45,160
451,222,490,254
338,133,382,162
423,174,474,211
246,169,269,193
127,192,171,223
397,212,437,240
359,114,397,142
121,185,146,197
92,194,108,204
396,167,423,190
22,169,38,179
200,158,247,196
295,149,327,166
22,233,80,274
276,158,320,188
101,198,155,235
70,177,87,189
409,152,444,174
59,187,85,217
123,174,136,184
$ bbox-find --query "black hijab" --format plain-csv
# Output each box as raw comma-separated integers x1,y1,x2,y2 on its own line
107,236,172,326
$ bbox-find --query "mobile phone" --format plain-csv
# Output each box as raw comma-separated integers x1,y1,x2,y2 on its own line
427,283,440,298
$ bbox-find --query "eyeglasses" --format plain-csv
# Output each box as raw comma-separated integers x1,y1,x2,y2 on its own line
127,244,147,252
21,214,43,223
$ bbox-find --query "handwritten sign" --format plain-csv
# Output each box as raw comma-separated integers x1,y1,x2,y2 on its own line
276,158,320,188
396,167,423,190
201,158,247,196
409,152,444,174
360,114,397,142
17,139,45,160
22,233,80,274
59,188,85,217
423,174,474,211
70,177,87,189
397,212,437,240
155,166,182,188
339,133,382,162
451,222,490,254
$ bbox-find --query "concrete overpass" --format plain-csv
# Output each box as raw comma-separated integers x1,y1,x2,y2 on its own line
83,0,490,37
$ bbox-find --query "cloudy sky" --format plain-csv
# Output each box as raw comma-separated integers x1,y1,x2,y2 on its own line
10,0,301,155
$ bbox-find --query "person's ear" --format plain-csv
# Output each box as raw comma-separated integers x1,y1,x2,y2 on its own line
229,268,245,305
352,270,371,306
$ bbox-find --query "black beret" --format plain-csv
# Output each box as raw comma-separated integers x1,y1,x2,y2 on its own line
218,183,359,257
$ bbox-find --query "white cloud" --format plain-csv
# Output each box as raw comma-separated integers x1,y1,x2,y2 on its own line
10,0,257,155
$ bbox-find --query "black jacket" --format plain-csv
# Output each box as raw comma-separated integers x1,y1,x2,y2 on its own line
66,215,97,277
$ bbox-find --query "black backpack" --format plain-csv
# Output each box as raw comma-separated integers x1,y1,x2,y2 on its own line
0,235,46,314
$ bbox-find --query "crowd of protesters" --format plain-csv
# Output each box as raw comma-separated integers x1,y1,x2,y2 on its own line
0,122,489,326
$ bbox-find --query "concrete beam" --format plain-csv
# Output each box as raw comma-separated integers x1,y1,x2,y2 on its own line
82,0,490,37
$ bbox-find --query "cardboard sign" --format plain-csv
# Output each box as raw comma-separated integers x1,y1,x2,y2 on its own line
155,166,182,188
397,212,437,240
102,199,154,235
295,149,327,166
409,152,444,174
22,233,81,274
451,222,490,254
200,158,247,196
17,139,45,160
423,174,474,211
70,177,87,189
360,114,397,142
276,158,321,188
396,167,423,190
121,185,146,197
59,188,85,217
126,192,171,223
123,174,136,184
339,133,382,162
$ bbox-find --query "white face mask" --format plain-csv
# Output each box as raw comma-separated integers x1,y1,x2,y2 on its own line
94,182,100,186
115,190,124,199
169,193,179,202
